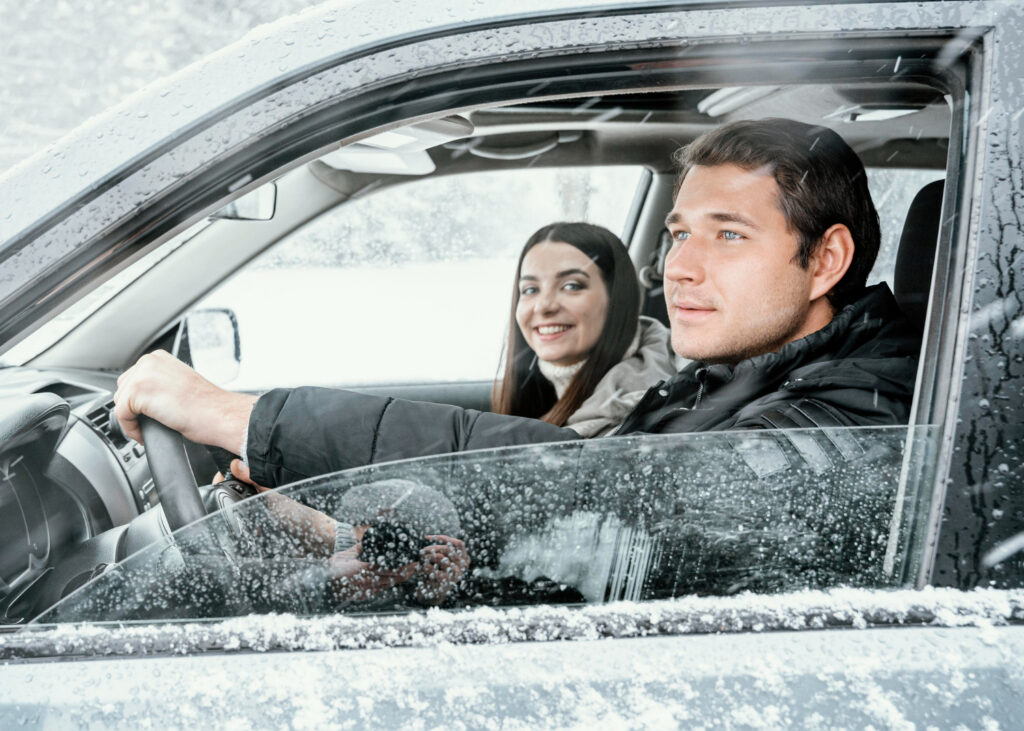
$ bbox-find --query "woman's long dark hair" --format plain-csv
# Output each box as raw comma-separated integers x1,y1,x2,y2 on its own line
492,222,641,426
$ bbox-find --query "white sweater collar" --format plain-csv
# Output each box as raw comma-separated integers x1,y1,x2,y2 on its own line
537,358,585,399
536,325,642,399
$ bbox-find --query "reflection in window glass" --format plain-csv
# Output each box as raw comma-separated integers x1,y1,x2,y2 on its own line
40,426,938,624
195,167,644,389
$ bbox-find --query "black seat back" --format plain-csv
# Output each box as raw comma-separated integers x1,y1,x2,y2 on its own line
894,179,944,331
639,230,671,326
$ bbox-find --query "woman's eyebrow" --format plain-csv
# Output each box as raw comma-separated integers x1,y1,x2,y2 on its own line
519,268,591,280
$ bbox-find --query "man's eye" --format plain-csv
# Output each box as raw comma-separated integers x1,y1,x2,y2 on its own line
673,230,690,242
722,230,743,241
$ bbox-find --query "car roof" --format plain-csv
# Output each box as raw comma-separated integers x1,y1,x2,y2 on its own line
0,0,632,246
0,0,960,248
0,0,987,354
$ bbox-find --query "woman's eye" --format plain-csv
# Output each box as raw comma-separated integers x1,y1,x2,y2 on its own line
562,281,585,292
722,230,743,241
519,286,538,296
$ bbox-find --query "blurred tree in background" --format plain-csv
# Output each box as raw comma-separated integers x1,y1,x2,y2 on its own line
0,0,325,173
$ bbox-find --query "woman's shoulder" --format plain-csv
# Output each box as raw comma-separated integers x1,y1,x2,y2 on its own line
631,317,676,371
563,318,679,437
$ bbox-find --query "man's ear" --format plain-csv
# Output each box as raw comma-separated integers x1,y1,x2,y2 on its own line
808,223,855,302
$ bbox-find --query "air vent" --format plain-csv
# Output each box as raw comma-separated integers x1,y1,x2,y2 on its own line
86,399,128,449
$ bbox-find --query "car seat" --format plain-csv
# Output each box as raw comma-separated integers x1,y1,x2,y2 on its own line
638,230,671,326
893,179,944,331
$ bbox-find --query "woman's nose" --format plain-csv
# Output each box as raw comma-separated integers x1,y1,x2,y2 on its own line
537,290,560,313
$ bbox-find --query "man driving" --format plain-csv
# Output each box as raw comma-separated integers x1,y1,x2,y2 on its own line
113,117,919,486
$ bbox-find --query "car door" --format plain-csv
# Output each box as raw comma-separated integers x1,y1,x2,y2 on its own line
1,0,1023,725
22,426,1024,726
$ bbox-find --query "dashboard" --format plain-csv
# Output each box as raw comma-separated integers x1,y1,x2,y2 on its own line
0,366,161,623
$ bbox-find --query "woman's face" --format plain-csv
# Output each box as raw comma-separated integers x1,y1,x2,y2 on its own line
515,241,610,367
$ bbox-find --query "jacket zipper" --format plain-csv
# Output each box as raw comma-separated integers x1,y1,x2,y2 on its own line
693,368,708,409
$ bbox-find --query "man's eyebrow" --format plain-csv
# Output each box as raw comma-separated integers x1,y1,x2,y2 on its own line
664,210,761,230
664,211,684,228
709,211,761,230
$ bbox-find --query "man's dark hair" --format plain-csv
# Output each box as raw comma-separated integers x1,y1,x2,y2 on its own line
673,118,881,309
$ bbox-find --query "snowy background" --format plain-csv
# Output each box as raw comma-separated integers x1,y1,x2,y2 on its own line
0,0,328,176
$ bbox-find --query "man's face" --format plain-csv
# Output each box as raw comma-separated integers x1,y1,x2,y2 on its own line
663,163,821,364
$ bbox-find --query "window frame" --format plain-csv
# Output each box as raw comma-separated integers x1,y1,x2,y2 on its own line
3,2,1013,589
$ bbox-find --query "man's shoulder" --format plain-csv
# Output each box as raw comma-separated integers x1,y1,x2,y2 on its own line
733,284,920,429
824,283,920,359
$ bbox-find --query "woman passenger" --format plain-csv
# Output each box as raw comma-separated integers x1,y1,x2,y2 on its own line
492,222,676,437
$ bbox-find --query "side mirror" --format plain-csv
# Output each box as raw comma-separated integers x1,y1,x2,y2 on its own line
209,183,277,221
176,308,242,385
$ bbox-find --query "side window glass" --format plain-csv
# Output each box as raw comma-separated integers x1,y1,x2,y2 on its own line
865,168,944,286
41,426,937,623
192,167,644,390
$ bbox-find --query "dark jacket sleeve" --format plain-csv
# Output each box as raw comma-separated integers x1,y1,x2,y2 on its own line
246,387,578,487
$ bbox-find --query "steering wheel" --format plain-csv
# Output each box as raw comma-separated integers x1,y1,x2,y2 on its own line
136,416,259,547
138,415,208,532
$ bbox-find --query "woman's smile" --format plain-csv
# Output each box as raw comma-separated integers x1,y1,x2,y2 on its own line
535,323,574,339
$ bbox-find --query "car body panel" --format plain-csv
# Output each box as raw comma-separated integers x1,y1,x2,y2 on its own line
1,589,1022,728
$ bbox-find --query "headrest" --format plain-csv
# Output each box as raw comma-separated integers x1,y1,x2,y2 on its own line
894,179,944,331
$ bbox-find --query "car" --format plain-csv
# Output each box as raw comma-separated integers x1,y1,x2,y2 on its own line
1,0,1023,726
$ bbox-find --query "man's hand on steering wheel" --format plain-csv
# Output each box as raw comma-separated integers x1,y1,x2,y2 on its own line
113,350,256,452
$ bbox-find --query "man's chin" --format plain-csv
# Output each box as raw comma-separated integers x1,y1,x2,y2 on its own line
673,338,745,366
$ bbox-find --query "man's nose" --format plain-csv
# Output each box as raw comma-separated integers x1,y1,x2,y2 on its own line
663,237,705,285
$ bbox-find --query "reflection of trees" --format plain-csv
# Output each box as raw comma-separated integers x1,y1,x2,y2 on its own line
253,168,634,269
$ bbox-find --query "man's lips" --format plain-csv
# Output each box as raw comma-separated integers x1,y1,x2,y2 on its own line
671,301,716,321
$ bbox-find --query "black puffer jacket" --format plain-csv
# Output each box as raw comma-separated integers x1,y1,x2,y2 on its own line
247,284,918,487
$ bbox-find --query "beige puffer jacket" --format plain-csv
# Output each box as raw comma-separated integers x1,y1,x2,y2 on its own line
560,316,679,437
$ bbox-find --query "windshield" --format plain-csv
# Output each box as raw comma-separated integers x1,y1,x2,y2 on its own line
39,425,937,623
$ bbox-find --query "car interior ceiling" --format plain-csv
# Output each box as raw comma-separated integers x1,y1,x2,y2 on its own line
305,81,950,324
26,79,951,381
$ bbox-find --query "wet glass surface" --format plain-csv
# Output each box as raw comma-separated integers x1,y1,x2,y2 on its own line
40,426,938,623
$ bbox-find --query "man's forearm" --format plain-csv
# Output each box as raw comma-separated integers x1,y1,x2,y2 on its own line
246,386,579,488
